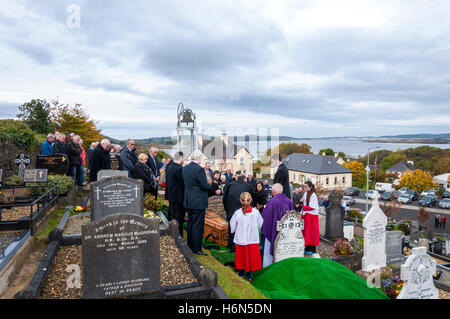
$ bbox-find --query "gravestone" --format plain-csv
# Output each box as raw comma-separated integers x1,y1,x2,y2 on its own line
397,246,439,299
362,194,387,272
97,169,128,181
386,231,404,264
410,221,419,241
207,196,226,220
324,197,344,241
273,210,305,263
23,169,48,183
0,169,3,187
36,154,69,175
90,176,144,222
319,210,326,237
82,213,160,298
14,153,31,178
446,239,450,256
110,154,121,170
343,221,354,241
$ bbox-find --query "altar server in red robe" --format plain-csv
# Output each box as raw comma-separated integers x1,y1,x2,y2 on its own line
230,192,263,282
300,181,320,255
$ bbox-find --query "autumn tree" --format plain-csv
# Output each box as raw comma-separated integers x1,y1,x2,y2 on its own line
397,169,439,193
17,99,54,134
343,160,366,189
50,98,104,147
266,142,312,159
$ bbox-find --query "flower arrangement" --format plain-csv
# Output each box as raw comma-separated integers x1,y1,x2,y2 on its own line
380,276,404,299
70,206,88,216
0,191,15,203
333,240,353,256
144,209,163,223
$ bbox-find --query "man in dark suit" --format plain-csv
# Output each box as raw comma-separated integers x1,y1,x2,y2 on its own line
247,172,257,191
272,154,291,200
120,139,138,177
224,168,233,183
89,139,111,183
146,146,160,198
222,171,252,250
166,152,185,236
182,153,211,255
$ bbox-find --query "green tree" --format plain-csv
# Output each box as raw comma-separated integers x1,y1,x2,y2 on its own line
266,142,312,159
318,148,334,156
17,99,54,134
380,150,406,171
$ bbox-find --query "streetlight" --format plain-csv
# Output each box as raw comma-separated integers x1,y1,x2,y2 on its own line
366,146,380,213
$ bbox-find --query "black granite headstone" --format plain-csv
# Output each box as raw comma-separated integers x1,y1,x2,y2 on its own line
90,176,144,222
325,199,345,241
82,213,160,298
386,231,404,264
36,154,69,175
110,154,121,170
23,169,48,183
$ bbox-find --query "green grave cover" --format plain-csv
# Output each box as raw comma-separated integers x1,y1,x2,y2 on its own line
252,258,389,299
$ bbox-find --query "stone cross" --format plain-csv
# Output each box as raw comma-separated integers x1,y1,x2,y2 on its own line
14,153,31,178
94,188,102,200
397,246,438,299
134,186,139,198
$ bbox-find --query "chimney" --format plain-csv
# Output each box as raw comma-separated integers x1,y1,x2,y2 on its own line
334,152,338,158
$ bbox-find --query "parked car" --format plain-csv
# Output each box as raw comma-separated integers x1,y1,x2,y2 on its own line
438,198,450,209
398,188,409,194
381,191,393,201
397,193,412,204
367,190,379,200
345,187,360,196
393,190,401,199
343,195,355,206
418,196,437,207
421,189,437,197
375,183,394,193
405,190,419,201
442,192,450,199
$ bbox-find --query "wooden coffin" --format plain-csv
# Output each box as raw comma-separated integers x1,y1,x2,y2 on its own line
203,211,228,247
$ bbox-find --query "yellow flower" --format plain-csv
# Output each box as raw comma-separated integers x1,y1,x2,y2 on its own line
75,206,82,211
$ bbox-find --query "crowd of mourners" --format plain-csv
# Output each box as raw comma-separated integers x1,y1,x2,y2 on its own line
41,134,321,283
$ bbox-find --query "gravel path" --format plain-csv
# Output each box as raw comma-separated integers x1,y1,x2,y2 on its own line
0,232,20,254
0,205,37,221
41,236,197,298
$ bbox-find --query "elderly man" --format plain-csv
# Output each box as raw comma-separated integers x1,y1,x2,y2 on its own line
121,139,138,177
247,172,257,191
292,187,303,212
224,168,233,183
53,133,67,155
261,183,294,267
41,133,55,155
67,135,84,185
182,152,211,255
146,147,160,195
166,151,185,235
89,139,111,183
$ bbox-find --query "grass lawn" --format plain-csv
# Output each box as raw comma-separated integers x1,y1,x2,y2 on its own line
34,208,66,246
182,233,268,299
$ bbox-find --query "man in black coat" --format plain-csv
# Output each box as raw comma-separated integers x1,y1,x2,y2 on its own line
146,146,160,198
120,139,138,177
182,153,211,255
222,172,252,250
166,152,185,235
272,154,291,200
66,135,83,185
53,134,67,155
247,172,257,191
88,139,111,183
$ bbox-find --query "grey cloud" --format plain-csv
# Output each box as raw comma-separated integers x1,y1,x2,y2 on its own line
6,40,54,65
0,102,19,118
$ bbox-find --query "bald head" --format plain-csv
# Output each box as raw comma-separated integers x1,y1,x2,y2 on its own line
272,183,283,195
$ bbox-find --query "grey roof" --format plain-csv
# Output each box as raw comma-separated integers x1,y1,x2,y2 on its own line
187,140,253,160
283,153,352,175
387,161,417,173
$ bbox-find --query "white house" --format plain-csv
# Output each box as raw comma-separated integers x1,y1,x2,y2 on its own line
433,173,450,191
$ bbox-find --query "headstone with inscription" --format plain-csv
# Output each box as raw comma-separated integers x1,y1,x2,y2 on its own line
82,213,160,298
207,196,226,220
23,169,48,183
386,231,404,264
410,221,419,241
90,176,144,222
109,154,122,170
362,194,387,272
97,169,129,181
273,210,305,263
36,154,69,175
397,246,439,299
14,153,31,178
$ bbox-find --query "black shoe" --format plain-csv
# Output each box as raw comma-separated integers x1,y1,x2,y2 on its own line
194,251,207,256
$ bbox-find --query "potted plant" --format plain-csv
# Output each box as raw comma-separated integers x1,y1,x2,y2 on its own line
333,240,353,256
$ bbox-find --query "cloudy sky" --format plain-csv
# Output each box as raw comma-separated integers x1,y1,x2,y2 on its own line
0,0,449,140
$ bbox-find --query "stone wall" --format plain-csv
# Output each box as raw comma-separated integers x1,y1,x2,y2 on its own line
0,141,40,179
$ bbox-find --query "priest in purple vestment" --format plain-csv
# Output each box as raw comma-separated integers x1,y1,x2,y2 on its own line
261,183,294,267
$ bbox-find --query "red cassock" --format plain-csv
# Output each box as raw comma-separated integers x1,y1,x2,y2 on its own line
235,244,262,272
301,206,320,246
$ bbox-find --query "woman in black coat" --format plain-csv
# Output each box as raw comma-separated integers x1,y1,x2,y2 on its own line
131,153,158,195
251,181,267,211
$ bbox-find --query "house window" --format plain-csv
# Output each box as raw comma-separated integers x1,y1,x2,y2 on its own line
334,177,337,184
240,157,244,165
343,177,346,184
326,178,329,185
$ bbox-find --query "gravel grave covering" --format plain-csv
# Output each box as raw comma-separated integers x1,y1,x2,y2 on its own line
0,232,21,254
63,217,90,235
40,235,197,299
0,205,38,221
317,240,336,258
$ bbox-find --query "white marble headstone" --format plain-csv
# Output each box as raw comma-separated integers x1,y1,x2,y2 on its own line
319,210,326,237
273,210,305,263
397,246,439,299
97,169,129,180
362,194,387,272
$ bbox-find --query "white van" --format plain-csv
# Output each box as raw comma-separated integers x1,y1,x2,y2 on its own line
375,183,394,193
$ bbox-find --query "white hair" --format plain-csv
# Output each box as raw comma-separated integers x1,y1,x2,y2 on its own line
272,183,283,194
150,146,158,152
101,138,110,146
47,133,54,139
